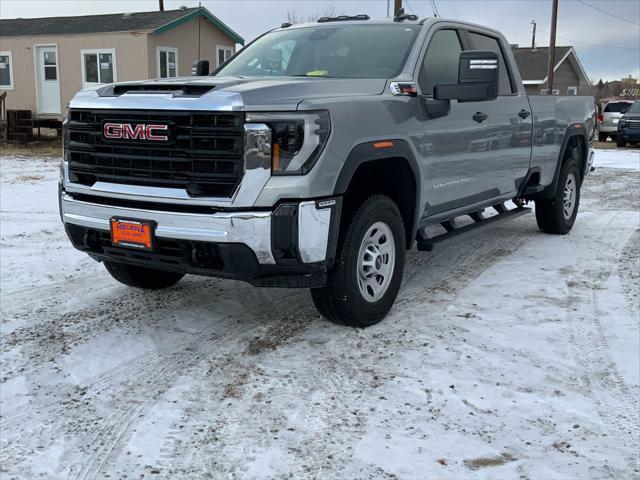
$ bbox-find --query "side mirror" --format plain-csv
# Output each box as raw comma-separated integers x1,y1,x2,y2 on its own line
192,60,210,76
434,50,499,102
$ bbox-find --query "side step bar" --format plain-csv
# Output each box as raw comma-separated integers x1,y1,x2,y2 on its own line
416,204,531,251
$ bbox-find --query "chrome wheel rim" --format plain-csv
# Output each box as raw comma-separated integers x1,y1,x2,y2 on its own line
357,222,396,303
563,172,577,220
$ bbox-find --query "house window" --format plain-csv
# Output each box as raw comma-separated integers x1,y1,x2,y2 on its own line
217,46,233,67
567,86,578,96
81,49,116,86
0,51,14,90
157,47,178,78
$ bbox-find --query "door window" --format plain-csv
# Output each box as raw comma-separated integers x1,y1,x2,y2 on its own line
43,51,57,80
467,32,513,95
82,49,116,86
157,47,178,78
419,29,462,96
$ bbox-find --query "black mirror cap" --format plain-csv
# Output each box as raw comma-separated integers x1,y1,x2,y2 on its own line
434,82,498,102
192,60,210,76
433,50,499,102
458,50,499,84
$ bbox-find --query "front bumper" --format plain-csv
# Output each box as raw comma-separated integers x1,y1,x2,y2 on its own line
617,128,640,142
60,192,340,287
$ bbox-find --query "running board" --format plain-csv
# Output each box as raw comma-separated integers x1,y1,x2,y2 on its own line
416,204,531,251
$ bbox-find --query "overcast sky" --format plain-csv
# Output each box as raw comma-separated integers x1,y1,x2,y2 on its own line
1,0,638,82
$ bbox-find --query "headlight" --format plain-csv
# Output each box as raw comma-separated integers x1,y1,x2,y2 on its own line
245,111,330,175
618,119,627,128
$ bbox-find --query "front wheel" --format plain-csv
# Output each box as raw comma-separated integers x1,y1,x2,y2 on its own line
535,159,581,235
104,261,185,289
311,195,405,328
616,139,626,148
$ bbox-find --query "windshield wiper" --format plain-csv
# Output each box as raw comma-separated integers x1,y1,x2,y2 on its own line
290,74,337,78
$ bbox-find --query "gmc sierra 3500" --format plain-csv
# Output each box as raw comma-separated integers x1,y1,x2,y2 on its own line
60,15,596,327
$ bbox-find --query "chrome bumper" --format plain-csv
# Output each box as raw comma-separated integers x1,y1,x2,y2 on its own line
60,193,332,265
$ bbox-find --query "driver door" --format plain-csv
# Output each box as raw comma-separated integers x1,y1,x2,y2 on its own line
416,28,495,219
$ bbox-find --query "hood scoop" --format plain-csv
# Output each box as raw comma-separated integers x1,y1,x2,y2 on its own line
105,84,215,97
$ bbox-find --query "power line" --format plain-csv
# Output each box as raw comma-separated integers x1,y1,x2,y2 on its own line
404,0,416,15
537,27,639,50
430,0,441,17
576,0,640,26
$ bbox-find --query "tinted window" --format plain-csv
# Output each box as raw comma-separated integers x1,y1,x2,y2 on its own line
468,32,513,95
216,25,420,79
604,102,632,113
419,29,462,95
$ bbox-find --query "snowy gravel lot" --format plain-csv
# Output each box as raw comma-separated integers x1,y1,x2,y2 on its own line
1,149,639,479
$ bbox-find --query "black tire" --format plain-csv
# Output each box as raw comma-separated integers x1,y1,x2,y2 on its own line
104,261,185,289
616,139,626,148
598,132,607,142
311,195,405,328
535,159,581,235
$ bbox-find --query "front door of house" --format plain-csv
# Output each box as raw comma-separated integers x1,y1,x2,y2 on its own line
35,46,61,114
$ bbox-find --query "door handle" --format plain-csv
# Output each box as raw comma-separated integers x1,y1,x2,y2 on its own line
472,112,488,123
518,109,531,119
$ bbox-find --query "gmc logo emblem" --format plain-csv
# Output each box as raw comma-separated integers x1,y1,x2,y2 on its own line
103,122,169,142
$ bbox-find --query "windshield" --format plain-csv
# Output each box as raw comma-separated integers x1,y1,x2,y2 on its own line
604,102,632,113
626,101,640,114
215,24,420,79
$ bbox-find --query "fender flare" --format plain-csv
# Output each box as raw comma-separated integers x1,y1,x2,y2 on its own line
333,139,422,248
544,124,589,198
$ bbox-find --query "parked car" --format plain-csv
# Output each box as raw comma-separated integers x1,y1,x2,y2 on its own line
617,101,640,147
598,100,634,142
60,16,595,327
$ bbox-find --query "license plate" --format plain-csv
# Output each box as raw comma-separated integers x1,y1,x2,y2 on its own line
110,218,155,251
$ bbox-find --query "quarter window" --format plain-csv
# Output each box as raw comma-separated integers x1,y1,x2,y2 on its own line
0,51,14,89
157,47,178,78
81,49,116,86
419,29,462,96
468,32,513,95
217,46,233,67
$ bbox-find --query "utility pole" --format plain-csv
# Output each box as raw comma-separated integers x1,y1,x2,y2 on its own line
159,0,164,11
530,20,537,49
547,0,559,94
394,0,402,16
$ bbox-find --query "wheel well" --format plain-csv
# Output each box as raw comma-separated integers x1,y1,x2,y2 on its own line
564,134,587,180
341,157,417,248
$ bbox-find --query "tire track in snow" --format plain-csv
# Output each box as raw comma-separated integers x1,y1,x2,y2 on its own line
565,214,639,475
69,289,310,480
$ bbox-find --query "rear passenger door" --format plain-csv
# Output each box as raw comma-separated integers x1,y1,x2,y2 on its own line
416,28,495,218
467,30,533,196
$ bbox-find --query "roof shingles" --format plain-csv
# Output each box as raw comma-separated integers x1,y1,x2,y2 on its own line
511,46,572,82
0,7,244,44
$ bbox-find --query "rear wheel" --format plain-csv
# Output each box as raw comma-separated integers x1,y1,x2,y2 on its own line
311,195,405,328
617,139,626,148
535,159,581,235
104,261,185,289
598,132,607,142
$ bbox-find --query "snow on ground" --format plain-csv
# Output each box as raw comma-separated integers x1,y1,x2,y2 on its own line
1,153,639,479
594,148,640,171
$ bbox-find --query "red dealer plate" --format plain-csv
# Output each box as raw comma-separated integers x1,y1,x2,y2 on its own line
110,218,155,251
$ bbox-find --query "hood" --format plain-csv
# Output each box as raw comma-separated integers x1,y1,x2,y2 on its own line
70,76,387,112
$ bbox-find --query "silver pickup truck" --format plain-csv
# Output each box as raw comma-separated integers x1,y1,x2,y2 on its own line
60,16,596,327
